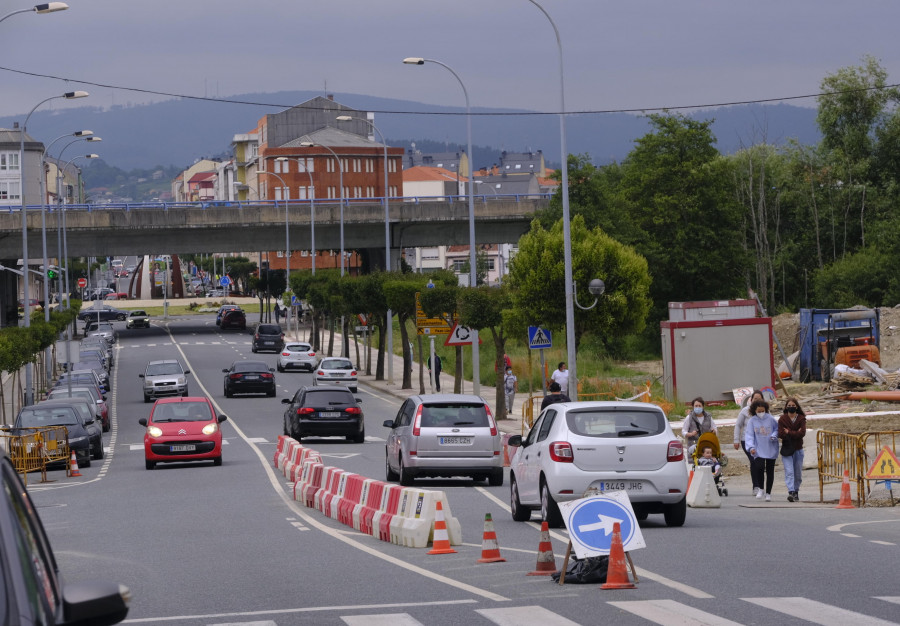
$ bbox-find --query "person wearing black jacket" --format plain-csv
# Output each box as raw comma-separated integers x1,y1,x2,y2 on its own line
541,381,571,410
778,397,807,502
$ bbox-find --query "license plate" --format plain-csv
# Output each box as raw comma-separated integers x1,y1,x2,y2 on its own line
244,375,258,380
439,436,472,445
264,341,274,345
599,481,643,492
170,444,196,452
319,412,341,418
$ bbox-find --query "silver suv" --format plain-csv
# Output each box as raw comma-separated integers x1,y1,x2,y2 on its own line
383,394,502,486
140,360,191,403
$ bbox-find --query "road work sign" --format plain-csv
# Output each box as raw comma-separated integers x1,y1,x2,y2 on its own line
557,492,645,558
866,446,900,480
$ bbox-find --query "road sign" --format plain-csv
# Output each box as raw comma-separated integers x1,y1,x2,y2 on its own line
291,295,302,307
415,292,455,335
557,492,645,559
528,326,552,350
219,276,231,287
866,446,900,480
77,278,87,288
444,322,482,346
417,325,450,336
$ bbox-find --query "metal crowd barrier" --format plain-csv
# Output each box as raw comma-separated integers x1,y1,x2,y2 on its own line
0,426,70,485
817,430,900,506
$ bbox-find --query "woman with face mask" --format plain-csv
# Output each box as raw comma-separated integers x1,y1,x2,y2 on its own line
735,389,765,494
745,399,779,501
682,397,717,456
778,397,807,502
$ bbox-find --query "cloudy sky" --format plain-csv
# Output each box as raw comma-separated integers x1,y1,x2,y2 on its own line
2,0,899,121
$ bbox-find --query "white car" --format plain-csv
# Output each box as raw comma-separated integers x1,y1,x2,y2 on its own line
313,357,358,393
277,342,318,372
507,401,689,528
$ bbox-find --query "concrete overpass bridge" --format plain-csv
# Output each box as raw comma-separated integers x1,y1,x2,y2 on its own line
0,195,550,264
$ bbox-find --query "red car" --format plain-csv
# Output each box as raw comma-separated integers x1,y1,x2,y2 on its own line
220,309,247,330
138,397,227,469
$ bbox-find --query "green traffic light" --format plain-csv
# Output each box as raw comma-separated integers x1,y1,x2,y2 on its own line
47,268,58,279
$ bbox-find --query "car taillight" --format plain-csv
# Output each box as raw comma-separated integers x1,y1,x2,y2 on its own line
346,407,361,415
297,407,315,415
317,370,324,376
281,352,290,356
485,404,497,436
351,371,357,377
412,404,423,437
667,440,684,462
254,333,260,339
549,441,574,463
261,373,273,379
229,373,241,380
308,352,316,357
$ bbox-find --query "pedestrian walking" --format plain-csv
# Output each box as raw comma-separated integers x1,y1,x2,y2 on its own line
550,362,568,392
682,397,717,456
427,353,443,392
503,366,518,415
734,389,765,494
745,399,779,501
778,397,807,502
540,381,571,410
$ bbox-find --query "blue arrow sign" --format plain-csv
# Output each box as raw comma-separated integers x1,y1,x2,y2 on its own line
528,325,552,350
558,493,645,558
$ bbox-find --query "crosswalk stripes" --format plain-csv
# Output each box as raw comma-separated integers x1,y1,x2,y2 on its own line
342,614,423,625
608,599,742,625
743,597,898,626
476,606,580,625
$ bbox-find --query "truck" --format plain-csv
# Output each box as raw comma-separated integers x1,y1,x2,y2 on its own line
797,308,881,382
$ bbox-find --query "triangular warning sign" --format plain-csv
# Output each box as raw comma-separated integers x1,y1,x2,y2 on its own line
866,446,900,480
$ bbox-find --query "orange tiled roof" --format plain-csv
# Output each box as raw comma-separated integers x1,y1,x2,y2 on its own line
403,166,469,183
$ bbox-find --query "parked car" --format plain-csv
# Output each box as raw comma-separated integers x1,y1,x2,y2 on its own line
252,323,285,353
219,309,246,330
277,342,317,372
38,399,104,461
78,304,127,322
78,347,109,371
80,336,113,365
0,445,131,625
84,321,118,345
104,292,129,301
222,360,275,397
89,288,115,301
138,397,227,470
282,386,364,443
215,304,241,325
55,371,107,396
47,386,110,432
15,403,94,467
314,357,358,393
126,310,151,329
507,401,688,528
72,359,109,389
140,360,190,403
383,394,502,486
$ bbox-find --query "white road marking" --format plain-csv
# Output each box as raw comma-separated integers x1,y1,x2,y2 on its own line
319,453,360,459
743,597,898,625
460,542,565,557
827,519,900,532
365,435,385,442
477,606,580,626
870,540,896,545
876,597,900,605
342,615,422,626
247,437,268,443
841,533,861,538
609,600,742,625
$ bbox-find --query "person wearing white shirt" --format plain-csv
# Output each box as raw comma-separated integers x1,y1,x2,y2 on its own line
550,362,568,392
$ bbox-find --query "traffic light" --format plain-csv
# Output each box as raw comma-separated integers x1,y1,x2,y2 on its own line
47,266,59,279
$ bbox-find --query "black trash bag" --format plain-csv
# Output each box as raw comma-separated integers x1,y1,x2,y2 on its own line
550,555,609,584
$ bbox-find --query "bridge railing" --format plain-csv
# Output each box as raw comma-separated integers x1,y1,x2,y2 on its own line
7,192,552,213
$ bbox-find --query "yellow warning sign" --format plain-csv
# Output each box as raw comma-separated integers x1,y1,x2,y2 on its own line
865,446,900,480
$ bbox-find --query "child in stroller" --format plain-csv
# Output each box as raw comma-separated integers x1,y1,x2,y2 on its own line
692,432,728,497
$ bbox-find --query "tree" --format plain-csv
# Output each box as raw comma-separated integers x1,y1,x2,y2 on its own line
419,280,462,393
384,276,427,389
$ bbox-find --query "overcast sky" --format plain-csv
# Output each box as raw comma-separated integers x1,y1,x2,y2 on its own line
2,0,899,121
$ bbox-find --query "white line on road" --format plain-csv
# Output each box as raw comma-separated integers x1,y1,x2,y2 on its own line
827,519,900,532
609,599,742,625
870,540,896,545
743,597,898,626
841,533,861,538
876,597,900,605
476,606,580,626
342,614,423,625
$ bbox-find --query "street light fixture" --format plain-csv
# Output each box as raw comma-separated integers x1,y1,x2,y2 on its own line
257,168,291,329
573,279,605,310
18,89,87,406
403,56,480,395
0,2,68,24
334,114,395,384
274,156,315,275
525,0,577,400
299,140,345,277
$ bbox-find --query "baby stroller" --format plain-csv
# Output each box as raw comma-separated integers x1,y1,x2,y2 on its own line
691,432,728,497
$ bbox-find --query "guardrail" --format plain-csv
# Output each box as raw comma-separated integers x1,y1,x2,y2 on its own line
0,426,70,484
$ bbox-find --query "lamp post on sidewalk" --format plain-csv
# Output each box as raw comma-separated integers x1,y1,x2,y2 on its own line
258,168,292,333
299,140,344,276
403,56,480,395
274,156,315,275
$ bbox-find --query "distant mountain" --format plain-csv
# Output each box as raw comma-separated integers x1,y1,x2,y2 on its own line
0,91,821,171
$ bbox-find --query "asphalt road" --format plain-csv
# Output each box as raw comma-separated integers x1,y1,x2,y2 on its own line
25,315,900,626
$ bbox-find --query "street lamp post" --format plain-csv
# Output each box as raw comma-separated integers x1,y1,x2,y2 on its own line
404,56,480,395
334,115,395,384
274,157,315,275
299,140,344,277
18,89,88,406
526,0,578,400
0,2,68,24
258,168,291,332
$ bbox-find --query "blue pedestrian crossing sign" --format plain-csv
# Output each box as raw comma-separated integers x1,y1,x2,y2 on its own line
291,296,302,307
557,492,645,558
528,326,552,350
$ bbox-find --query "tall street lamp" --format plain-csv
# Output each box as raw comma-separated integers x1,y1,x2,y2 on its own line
0,2,68,24
274,157,315,275
335,114,395,384
258,168,291,332
19,89,88,406
525,1,578,400
299,140,345,277
404,56,480,395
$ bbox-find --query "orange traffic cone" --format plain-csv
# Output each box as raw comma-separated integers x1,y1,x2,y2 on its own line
527,521,557,575
68,451,82,477
686,466,694,493
477,513,506,563
427,501,457,555
601,522,635,589
503,443,512,468
836,469,855,509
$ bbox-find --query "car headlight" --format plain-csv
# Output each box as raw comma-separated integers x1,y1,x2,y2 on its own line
69,436,87,443
202,423,219,435
177,377,186,385
147,426,163,438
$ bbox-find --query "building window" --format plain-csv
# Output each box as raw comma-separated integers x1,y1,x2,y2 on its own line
326,159,335,173
388,159,398,173
275,159,288,174
451,260,466,272
353,158,361,172
0,152,20,171
274,187,289,201
422,248,439,260
366,159,374,173
0,180,21,200
487,259,496,271
299,158,314,173
366,186,374,197
276,251,284,258
301,250,309,257
328,186,336,199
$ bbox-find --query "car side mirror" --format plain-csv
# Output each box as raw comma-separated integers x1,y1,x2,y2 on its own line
138,418,147,427
269,368,275,372
382,419,394,429
356,398,362,403
222,369,229,373
138,374,144,378
507,435,523,447
218,415,228,423
184,370,191,375
281,398,290,404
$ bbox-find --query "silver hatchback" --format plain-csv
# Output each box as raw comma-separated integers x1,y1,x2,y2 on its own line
383,394,503,486
277,342,318,372
314,357,358,393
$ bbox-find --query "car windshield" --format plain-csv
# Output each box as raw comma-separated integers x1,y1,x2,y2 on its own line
420,403,489,427
320,359,353,370
233,362,268,373
44,402,91,422
18,407,78,427
151,402,212,423
131,311,147,316
565,409,665,438
286,344,311,352
146,363,183,376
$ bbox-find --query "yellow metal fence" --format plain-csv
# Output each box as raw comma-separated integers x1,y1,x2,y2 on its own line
817,430,900,506
0,426,70,485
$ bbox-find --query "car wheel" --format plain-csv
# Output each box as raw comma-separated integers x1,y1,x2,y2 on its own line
143,395,151,403
213,456,222,467
102,421,110,433
116,314,126,321
351,428,365,444
385,452,399,481
635,508,649,521
510,476,531,522
399,459,414,486
277,364,284,372
251,346,258,353
267,387,276,397
283,417,289,436
145,459,155,470
663,497,687,527
225,386,233,398
350,387,358,394
81,455,91,469
93,441,104,460
540,480,563,528
489,467,504,487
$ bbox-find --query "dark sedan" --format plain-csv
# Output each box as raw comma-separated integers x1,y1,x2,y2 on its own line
77,305,128,322
223,360,276,397
282,386,364,443
220,309,246,330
